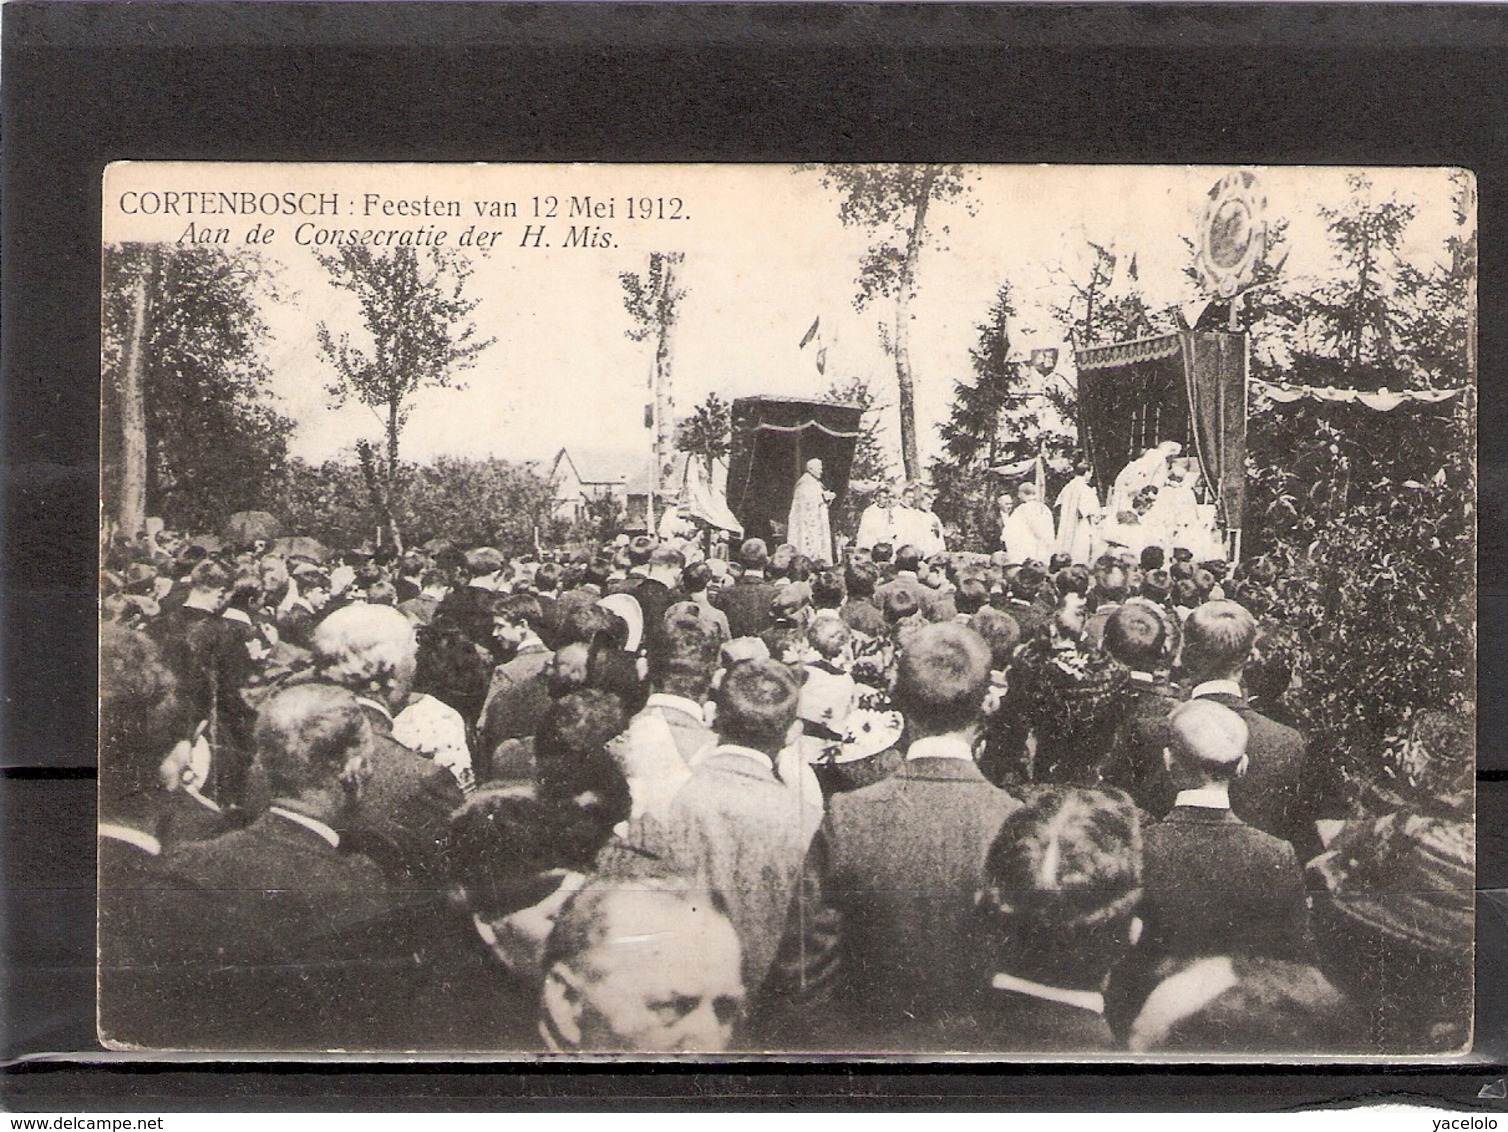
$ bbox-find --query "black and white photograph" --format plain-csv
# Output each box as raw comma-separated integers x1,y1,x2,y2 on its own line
95,162,1476,1058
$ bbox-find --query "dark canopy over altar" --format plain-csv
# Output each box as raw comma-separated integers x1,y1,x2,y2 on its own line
1075,330,1248,536
726,396,862,545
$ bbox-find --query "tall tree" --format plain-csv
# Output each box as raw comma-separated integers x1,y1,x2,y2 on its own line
315,245,494,550
1312,174,1417,371
1238,176,1473,553
808,164,974,481
1396,170,1476,391
102,243,295,537
621,251,687,520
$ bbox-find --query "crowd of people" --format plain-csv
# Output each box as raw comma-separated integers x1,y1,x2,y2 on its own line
97,512,1473,1055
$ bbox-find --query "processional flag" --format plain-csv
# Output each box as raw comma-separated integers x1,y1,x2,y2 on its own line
799,315,827,374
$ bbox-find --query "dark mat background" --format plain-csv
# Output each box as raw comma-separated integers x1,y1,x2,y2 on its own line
3,2,1505,1107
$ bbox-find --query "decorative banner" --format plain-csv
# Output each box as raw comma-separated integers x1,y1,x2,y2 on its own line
1195,170,1267,298
988,454,1039,478
1253,380,1466,411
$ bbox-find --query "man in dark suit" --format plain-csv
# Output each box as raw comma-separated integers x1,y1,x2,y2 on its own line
397,566,450,629
477,591,555,780
1182,599,1316,857
1083,560,1130,650
98,624,198,1048
1101,602,1181,815
626,544,685,655
160,684,405,1051
147,558,258,811
954,786,1144,1052
995,562,1052,641
312,602,466,886
715,538,780,639
776,622,1021,1050
527,561,564,648
605,533,657,596
872,545,939,621
1134,700,1312,972
838,560,887,638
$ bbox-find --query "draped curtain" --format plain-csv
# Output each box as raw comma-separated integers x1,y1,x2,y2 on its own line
1076,331,1247,531
726,397,862,545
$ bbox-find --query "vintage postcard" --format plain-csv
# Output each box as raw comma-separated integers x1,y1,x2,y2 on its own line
97,162,1475,1057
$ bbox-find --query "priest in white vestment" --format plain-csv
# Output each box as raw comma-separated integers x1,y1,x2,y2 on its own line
1145,463,1200,554
895,484,947,557
787,458,835,565
1110,441,1182,517
854,487,898,551
1055,465,1102,564
999,482,1057,564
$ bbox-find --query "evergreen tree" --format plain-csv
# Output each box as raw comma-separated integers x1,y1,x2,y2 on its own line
930,283,1076,550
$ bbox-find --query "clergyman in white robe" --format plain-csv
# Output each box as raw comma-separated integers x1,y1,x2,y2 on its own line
1111,441,1181,517
854,492,897,551
787,458,835,565
1146,476,1197,553
1055,470,1102,565
999,483,1056,564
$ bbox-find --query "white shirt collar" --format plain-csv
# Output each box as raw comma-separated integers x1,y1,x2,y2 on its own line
99,823,161,856
221,606,252,626
268,805,341,848
647,693,707,722
1129,670,1157,685
1174,784,1232,810
1191,678,1243,700
710,743,774,772
906,734,975,763
355,695,394,724
990,971,1105,1015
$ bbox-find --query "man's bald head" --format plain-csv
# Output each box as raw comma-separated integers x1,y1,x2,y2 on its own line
1166,699,1250,782
542,877,745,1052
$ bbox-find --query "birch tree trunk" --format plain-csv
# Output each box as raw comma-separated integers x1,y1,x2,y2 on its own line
893,166,939,482
652,252,681,518
117,248,154,540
